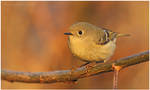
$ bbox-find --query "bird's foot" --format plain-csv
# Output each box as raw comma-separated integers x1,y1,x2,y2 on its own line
84,62,97,69
80,62,90,67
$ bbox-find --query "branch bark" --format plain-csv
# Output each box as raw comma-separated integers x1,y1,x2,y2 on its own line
2,51,149,83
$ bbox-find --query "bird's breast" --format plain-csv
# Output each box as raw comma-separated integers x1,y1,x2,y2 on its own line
68,36,116,62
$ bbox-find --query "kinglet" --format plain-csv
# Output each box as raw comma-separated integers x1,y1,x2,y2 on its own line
64,22,129,63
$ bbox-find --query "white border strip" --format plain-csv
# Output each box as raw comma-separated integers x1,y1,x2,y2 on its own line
1,0,149,1
0,1,1,89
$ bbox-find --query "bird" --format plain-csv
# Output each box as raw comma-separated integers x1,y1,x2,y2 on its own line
64,22,130,63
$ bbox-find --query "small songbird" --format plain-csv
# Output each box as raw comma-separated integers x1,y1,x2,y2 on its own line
64,22,129,63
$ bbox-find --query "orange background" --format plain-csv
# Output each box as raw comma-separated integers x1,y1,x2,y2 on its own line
2,1,149,89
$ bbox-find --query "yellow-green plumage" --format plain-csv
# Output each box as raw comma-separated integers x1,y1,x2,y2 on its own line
65,22,129,62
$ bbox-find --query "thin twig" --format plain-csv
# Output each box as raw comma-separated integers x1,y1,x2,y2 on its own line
2,51,149,83
113,69,120,89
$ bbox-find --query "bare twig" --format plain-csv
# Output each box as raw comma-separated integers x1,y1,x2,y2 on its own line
112,65,121,90
2,51,149,83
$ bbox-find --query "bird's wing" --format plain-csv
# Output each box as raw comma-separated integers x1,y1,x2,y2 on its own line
96,28,117,45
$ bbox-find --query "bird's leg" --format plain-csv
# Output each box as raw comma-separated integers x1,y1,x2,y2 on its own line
84,62,98,69
83,60,105,68
80,62,90,67
112,63,122,90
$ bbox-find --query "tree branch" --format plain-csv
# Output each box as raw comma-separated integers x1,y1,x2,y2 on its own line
2,51,149,83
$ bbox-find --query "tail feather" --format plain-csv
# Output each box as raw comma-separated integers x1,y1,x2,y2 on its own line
116,33,130,38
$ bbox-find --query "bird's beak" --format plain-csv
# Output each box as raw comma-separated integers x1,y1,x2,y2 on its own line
64,32,73,35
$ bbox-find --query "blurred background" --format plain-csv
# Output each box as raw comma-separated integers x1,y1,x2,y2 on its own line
2,1,149,89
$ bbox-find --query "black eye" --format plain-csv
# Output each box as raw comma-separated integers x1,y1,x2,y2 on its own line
78,30,82,35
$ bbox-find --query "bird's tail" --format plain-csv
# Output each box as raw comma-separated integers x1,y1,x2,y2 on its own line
116,33,130,38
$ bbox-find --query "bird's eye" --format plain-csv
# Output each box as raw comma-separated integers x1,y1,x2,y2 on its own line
78,30,83,35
